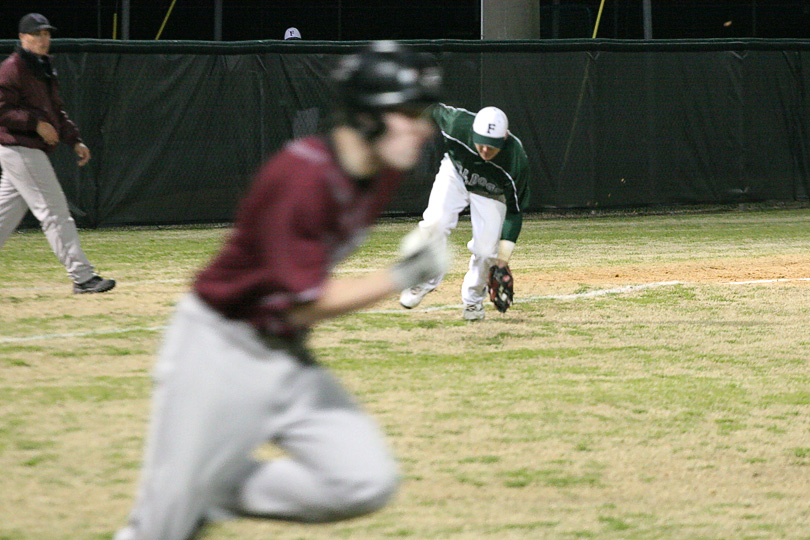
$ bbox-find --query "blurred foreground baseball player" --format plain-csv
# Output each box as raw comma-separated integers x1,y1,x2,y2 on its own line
0,13,115,293
113,41,446,540
400,103,530,319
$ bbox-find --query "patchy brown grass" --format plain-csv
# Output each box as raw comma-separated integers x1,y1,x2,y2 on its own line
2,211,810,540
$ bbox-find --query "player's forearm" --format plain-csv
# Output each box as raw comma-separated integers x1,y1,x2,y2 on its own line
289,226,449,327
287,270,396,327
500,212,522,243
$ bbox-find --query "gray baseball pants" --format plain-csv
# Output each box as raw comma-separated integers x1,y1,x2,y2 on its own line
114,293,399,540
0,145,95,283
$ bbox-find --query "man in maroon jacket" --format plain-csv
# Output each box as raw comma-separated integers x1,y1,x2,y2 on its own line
0,13,115,293
113,41,447,540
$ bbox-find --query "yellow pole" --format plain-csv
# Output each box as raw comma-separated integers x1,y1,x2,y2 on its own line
592,0,606,38
156,0,179,40
559,0,608,179
112,12,117,40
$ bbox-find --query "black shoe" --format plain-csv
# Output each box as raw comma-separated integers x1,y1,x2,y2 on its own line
73,275,116,294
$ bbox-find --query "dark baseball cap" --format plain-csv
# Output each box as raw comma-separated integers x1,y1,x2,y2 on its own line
19,13,57,34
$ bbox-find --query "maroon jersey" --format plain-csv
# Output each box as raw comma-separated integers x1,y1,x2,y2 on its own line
0,49,82,152
195,135,401,337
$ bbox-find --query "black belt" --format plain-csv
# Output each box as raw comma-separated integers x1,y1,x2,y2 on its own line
257,329,317,366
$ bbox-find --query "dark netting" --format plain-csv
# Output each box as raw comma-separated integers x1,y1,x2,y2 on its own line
1,39,809,227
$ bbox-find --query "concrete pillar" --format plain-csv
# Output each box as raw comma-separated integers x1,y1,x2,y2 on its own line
214,0,223,41
121,0,130,40
481,0,540,39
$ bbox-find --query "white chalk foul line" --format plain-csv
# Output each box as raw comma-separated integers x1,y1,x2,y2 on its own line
361,281,684,314
358,277,810,315
0,325,165,344
524,280,684,301
720,277,810,285
3,278,809,343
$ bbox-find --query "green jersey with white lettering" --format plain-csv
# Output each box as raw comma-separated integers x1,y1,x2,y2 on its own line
432,103,531,243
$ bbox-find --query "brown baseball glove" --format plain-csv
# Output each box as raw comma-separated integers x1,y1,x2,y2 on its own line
488,265,514,313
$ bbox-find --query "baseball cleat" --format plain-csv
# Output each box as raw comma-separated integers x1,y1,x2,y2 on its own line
399,284,432,308
73,275,116,294
462,303,485,321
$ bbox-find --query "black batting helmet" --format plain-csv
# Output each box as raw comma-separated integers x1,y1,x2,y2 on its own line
331,41,442,137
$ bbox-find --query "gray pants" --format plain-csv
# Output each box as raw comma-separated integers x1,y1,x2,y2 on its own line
115,294,398,540
0,145,95,283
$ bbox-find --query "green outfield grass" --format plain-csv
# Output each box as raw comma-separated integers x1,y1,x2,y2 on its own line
1,207,810,540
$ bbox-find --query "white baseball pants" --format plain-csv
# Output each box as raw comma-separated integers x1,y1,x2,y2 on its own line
0,145,95,283
115,294,398,540
418,154,506,306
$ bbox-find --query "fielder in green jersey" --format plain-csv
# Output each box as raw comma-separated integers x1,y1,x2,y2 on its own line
400,103,532,320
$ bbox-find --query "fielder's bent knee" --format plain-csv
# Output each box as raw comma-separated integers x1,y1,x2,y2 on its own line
343,473,399,517
313,471,399,522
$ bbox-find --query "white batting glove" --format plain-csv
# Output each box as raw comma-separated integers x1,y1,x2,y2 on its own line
390,226,450,290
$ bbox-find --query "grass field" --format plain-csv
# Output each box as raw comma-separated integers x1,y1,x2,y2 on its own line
1,207,810,540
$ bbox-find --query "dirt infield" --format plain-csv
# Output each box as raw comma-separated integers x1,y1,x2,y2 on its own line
528,254,810,290
3,254,808,324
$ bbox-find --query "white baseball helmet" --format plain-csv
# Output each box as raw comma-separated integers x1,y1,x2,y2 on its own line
284,27,301,40
472,106,508,149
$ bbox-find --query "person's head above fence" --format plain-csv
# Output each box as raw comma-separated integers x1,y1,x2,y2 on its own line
18,13,56,56
472,106,508,161
284,27,301,40
19,13,57,35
